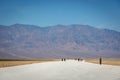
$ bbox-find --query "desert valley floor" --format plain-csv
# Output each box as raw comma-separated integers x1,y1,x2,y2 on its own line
0,60,120,80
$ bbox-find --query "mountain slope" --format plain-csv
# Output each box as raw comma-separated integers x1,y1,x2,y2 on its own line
0,24,120,59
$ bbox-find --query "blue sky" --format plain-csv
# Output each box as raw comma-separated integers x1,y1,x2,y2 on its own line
0,0,120,31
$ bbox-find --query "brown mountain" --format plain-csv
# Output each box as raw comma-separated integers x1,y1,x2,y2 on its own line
0,24,120,59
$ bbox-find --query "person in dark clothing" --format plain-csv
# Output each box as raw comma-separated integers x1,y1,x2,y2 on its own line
99,57,102,65
78,58,80,61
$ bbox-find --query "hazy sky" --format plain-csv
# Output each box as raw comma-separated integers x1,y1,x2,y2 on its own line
0,0,120,31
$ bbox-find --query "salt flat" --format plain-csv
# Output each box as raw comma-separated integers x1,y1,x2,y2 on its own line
0,60,120,80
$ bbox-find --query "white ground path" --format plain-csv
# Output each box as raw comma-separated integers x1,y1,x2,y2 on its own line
0,60,120,80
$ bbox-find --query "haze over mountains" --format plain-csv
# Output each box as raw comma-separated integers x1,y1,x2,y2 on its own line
0,24,120,59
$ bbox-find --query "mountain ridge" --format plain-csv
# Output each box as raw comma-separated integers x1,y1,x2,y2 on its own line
0,24,120,59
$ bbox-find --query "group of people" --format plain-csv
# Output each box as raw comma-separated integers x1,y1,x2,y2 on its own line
61,57,102,65
61,58,84,61
61,58,66,61
77,58,84,61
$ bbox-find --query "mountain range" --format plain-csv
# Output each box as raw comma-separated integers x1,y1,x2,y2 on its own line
0,24,120,59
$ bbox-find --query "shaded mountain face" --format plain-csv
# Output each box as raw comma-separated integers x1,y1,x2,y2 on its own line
0,24,120,59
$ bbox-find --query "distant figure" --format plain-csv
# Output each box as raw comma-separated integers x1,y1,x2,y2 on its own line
99,57,102,65
78,58,80,61
64,58,66,61
61,58,64,61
